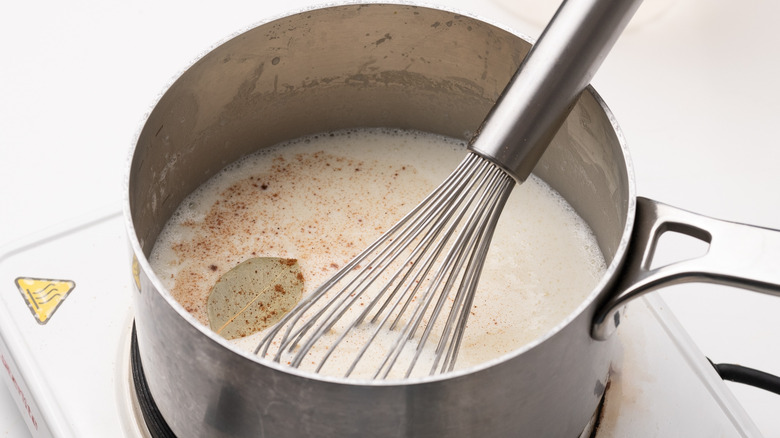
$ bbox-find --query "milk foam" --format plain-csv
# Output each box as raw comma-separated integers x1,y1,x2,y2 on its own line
150,128,606,378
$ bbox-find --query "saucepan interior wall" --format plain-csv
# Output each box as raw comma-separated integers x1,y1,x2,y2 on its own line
129,5,544,257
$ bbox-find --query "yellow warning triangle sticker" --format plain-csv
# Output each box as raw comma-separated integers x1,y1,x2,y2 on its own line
14,277,76,325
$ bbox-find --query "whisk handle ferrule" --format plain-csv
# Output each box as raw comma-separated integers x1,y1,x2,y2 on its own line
467,0,643,183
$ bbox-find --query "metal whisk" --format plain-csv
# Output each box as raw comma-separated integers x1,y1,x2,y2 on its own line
256,0,643,379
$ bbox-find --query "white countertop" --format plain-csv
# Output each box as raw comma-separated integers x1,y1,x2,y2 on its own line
2,0,779,436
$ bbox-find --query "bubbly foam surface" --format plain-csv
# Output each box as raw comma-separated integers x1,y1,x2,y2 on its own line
150,128,606,378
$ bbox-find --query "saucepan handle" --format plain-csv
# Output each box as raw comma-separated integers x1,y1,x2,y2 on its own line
592,196,780,340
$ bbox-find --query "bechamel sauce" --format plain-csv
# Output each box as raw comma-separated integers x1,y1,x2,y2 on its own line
150,128,606,378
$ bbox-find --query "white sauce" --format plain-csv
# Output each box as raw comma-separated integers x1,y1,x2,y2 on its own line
150,128,606,378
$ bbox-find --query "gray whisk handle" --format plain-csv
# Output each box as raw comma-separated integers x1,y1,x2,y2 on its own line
468,0,643,182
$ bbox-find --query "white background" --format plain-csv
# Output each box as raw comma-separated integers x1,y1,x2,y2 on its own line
2,0,779,436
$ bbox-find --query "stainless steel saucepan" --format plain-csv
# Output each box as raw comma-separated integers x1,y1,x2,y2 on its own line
125,4,780,437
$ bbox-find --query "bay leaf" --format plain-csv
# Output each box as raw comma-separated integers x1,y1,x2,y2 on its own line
207,257,304,340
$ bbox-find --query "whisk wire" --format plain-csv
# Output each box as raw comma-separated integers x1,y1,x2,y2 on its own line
295,155,485,370
433,171,515,373
342,156,496,377
406,161,514,376
256,153,516,379
254,157,480,357
369,156,509,378
343,201,462,376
